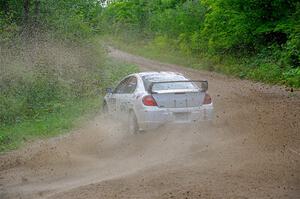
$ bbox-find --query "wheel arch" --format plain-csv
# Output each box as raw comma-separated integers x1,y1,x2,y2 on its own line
128,108,139,124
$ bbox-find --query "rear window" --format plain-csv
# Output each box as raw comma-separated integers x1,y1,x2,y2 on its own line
142,74,197,92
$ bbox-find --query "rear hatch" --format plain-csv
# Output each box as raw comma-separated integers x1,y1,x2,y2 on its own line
150,81,206,108
152,89,203,108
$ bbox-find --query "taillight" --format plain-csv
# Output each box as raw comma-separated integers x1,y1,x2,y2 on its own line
142,95,157,106
203,93,212,104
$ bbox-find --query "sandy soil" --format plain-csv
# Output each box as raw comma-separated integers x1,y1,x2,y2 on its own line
1,48,299,199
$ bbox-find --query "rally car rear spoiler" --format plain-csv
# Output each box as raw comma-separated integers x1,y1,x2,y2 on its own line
149,80,208,94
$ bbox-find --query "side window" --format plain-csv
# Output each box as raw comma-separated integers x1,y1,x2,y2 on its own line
114,76,137,94
124,77,137,93
114,78,130,94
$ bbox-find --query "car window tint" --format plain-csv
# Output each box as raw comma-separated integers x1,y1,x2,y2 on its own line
124,76,137,93
114,77,130,93
114,76,137,94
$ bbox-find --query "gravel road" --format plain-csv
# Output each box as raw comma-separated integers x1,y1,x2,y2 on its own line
1,48,299,199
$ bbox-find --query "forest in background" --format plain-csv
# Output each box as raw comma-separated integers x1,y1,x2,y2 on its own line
101,0,300,87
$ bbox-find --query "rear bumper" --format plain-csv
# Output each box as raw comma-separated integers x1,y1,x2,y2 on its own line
137,104,213,131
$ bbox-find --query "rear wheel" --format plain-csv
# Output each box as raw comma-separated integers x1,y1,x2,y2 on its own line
102,101,108,114
128,111,138,135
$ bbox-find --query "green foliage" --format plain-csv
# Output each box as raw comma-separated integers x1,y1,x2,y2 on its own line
0,37,104,125
0,98,100,151
101,59,139,88
0,11,19,42
0,0,136,152
247,63,283,83
102,0,300,87
283,68,300,87
201,1,252,53
0,0,103,42
0,56,138,152
41,0,103,41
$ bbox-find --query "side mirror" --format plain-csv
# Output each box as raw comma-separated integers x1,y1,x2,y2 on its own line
106,88,113,93
200,81,208,92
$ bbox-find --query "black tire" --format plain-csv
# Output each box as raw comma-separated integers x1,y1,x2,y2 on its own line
102,101,108,114
128,111,139,135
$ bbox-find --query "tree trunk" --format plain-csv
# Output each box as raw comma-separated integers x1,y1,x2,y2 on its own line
0,0,9,15
34,0,40,17
23,0,30,25
34,0,40,26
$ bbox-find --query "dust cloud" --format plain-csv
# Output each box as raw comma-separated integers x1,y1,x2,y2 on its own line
0,115,216,199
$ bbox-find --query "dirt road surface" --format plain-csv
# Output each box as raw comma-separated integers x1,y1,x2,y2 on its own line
1,48,300,199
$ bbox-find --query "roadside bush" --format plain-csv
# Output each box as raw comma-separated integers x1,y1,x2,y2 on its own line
247,64,283,84
0,34,105,126
0,32,139,151
283,68,300,87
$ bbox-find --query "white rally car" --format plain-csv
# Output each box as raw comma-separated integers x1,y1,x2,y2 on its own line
103,71,213,134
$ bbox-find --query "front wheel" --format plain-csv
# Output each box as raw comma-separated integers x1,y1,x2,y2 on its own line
128,111,139,135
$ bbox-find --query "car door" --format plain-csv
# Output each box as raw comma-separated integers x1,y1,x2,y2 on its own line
112,76,137,118
107,78,128,114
